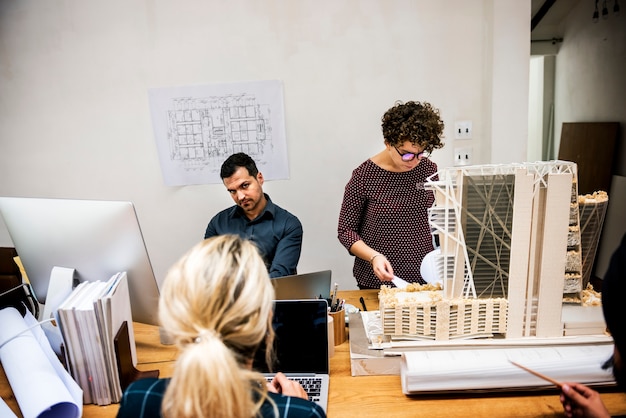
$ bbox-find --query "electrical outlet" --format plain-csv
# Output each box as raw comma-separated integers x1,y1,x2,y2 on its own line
454,147,473,166
454,120,473,139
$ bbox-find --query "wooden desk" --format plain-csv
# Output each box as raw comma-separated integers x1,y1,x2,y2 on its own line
2,290,626,417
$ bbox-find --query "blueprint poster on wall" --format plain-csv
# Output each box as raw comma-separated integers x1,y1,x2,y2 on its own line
148,80,289,186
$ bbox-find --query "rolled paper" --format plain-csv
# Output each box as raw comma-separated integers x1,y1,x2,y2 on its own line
0,397,18,418
0,307,82,418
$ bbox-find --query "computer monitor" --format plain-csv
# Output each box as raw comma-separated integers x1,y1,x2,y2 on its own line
0,197,160,325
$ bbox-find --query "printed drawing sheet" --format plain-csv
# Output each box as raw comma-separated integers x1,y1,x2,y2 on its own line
148,79,289,186
400,343,615,394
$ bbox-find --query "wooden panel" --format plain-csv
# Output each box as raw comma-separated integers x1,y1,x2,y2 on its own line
558,122,619,195
0,247,21,293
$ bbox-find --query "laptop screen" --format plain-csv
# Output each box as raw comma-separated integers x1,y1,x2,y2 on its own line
271,270,332,300
253,299,329,374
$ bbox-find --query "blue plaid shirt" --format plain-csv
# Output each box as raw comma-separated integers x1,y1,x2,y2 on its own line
116,377,325,418
204,194,303,278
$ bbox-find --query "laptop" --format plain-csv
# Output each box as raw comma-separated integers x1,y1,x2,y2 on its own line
253,299,330,412
271,270,332,301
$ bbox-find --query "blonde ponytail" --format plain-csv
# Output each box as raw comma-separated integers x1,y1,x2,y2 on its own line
159,235,276,418
163,336,254,418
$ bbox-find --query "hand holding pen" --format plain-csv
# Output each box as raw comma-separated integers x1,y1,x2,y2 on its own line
560,382,610,418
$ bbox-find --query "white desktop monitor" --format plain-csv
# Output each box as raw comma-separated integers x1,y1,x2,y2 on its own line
0,196,160,325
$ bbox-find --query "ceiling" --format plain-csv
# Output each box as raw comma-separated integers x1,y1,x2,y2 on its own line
531,0,584,41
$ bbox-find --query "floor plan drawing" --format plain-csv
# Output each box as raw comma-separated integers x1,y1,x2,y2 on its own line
168,95,272,170
149,80,289,186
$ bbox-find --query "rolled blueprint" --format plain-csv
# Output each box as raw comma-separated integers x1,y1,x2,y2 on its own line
0,307,82,418
0,397,18,418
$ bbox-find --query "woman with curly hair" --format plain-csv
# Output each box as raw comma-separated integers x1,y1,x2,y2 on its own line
116,235,325,418
337,101,445,289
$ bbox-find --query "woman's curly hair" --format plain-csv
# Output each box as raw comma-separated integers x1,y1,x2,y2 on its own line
381,101,445,152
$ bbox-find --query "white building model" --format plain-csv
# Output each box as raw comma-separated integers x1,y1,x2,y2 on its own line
379,161,594,341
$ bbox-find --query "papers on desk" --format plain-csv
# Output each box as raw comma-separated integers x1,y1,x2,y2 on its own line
0,307,82,418
400,344,615,394
55,272,135,405
360,310,387,349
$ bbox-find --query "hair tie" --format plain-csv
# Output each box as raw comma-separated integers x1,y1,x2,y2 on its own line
194,329,219,344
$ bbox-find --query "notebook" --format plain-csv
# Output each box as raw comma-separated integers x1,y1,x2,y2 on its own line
253,299,330,412
271,270,332,301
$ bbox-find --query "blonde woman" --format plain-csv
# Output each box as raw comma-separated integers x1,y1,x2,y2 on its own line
116,235,325,418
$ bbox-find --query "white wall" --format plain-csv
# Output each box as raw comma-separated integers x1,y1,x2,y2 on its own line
552,0,626,278
0,0,530,291
528,56,544,162
488,0,531,164
554,1,626,168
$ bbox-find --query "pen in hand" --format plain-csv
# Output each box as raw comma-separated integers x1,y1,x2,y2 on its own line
509,360,563,388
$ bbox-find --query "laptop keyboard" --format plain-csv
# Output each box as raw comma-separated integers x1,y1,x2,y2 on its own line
265,376,323,402
294,377,322,401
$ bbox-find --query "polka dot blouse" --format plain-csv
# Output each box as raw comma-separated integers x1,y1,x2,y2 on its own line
337,158,438,289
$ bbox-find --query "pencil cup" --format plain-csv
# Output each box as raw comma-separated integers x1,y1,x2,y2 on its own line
329,308,346,345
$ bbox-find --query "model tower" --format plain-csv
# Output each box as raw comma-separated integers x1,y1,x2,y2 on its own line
425,161,578,339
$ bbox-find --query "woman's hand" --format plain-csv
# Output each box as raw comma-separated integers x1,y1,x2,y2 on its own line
349,241,395,282
371,254,394,282
560,382,610,418
266,372,309,400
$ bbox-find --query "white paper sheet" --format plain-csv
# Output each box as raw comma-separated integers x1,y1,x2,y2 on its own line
392,275,410,289
0,307,82,418
148,80,290,186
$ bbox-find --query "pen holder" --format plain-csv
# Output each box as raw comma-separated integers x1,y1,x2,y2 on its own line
329,308,346,345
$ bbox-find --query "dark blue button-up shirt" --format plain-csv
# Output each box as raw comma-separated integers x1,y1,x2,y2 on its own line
204,194,303,278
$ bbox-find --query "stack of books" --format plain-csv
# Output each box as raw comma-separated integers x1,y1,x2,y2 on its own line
55,272,135,405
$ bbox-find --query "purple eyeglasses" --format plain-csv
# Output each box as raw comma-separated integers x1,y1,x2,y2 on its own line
394,146,430,162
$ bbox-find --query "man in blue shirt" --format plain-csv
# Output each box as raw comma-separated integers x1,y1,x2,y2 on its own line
204,152,303,278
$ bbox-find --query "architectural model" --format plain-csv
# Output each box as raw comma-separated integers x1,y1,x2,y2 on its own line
578,191,609,287
378,283,507,341
379,161,605,341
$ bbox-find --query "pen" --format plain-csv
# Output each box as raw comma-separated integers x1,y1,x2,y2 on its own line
330,283,338,311
509,360,563,388
359,296,367,311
